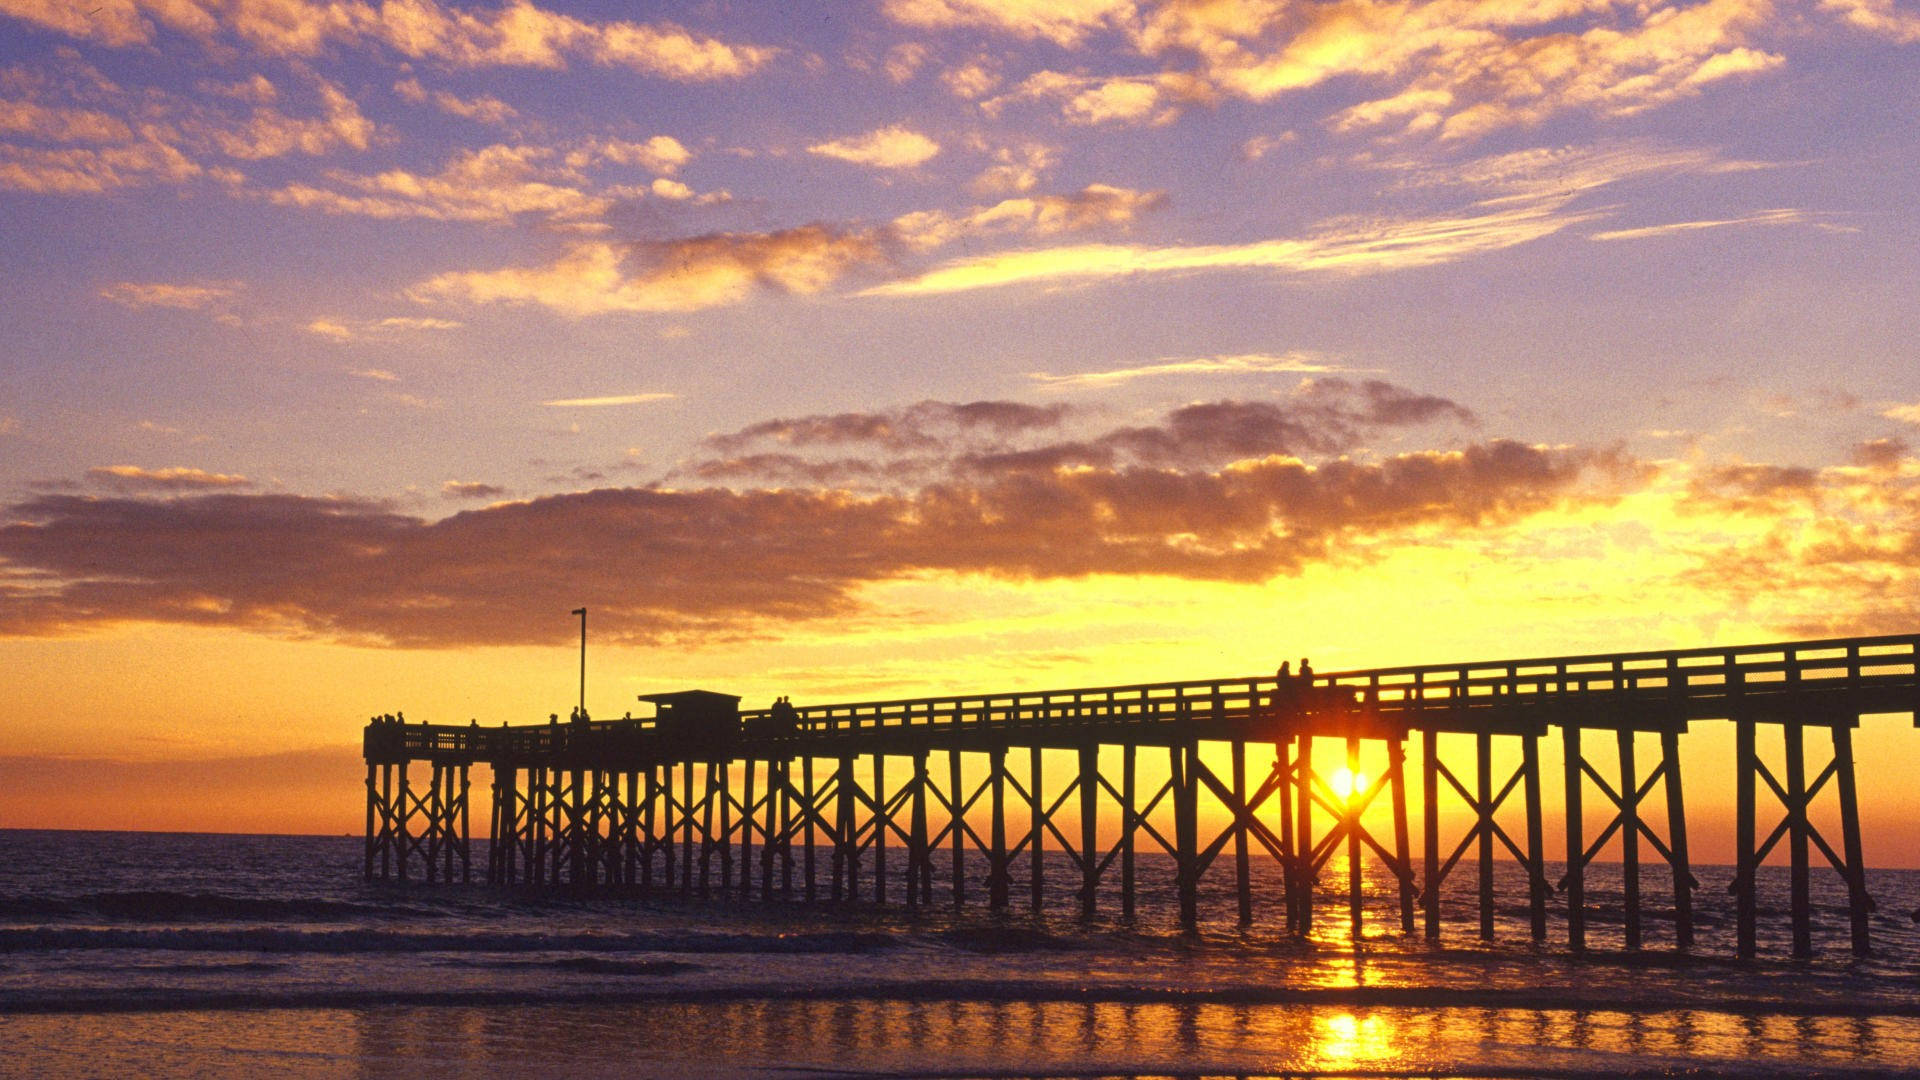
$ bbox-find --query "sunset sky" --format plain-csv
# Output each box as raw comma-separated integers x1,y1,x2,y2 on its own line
2,0,1918,850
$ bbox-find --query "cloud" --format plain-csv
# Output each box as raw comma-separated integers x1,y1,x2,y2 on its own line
542,393,677,407
0,390,1617,647
591,135,691,174
1030,351,1346,387
98,280,239,309
0,98,132,142
409,227,889,317
865,195,1593,297
1885,402,1920,425
349,368,400,382
392,78,517,126
881,0,1134,47
307,316,463,341
195,76,374,159
883,41,931,81
0,133,202,193
0,416,19,436
269,143,610,224
85,465,251,492
808,124,941,169
891,183,1165,251
442,480,507,500
707,399,1073,455
970,141,1055,195
0,0,778,81
1821,0,1920,42
1588,208,1852,241
1674,441,1920,638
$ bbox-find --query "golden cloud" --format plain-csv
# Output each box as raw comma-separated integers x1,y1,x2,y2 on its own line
409,227,890,317
808,124,942,169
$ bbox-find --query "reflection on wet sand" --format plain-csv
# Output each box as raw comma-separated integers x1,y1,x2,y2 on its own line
335,998,1920,1078
5,994,1913,1077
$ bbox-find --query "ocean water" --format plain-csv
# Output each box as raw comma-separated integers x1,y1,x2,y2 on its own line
2,830,1919,1078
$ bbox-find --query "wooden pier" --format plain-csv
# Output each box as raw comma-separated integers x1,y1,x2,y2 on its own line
362,634,1920,959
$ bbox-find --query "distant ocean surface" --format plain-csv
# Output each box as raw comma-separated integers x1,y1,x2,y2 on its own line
3,830,1919,1078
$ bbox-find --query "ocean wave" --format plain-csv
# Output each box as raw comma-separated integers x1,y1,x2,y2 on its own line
0,890,451,922
0,926,902,956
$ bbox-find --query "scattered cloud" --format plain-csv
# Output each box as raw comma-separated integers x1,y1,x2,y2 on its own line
891,183,1165,250
592,135,692,174
98,280,239,309
970,141,1056,195
85,465,251,492
307,316,464,341
0,416,18,436
883,41,931,82
392,78,517,126
269,143,609,225
1821,0,1920,43
881,0,1133,48
1030,351,1346,387
349,368,400,382
0,0,778,81
808,124,941,169
542,393,677,407
1885,402,1920,426
410,227,889,317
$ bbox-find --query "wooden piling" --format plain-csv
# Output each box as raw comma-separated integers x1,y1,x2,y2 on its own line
1832,724,1872,957
1346,735,1362,940
1173,740,1198,930
1121,743,1136,918
990,747,1009,910
1233,740,1252,926
1734,717,1757,959
1785,721,1812,959
1388,735,1414,934
1477,731,1495,941
1660,729,1692,950
1030,745,1044,912
950,748,966,907
1296,734,1314,935
1079,744,1099,917
1421,730,1439,939
1618,729,1642,950
1562,723,1584,952
1523,734,1547,942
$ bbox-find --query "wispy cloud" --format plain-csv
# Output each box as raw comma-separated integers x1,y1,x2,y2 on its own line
1030,352,1347,388
542,392,677,407
442,480,508,499
306,316,463,342
1588,208,1853,241
863,197,1594,298
392,78,516,126
85,465,251,492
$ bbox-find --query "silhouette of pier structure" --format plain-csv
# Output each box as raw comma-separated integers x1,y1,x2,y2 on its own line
362,634,1920,959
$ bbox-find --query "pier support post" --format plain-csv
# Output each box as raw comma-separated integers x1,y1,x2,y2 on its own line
1618,730,1642,951
1233,740,1252,926
1121,743,1136,918
1523,735,1547,942
1030,745,1044,912
951,748,966,907
1833,725,1872,958
1562,724,1585,952
910,751,930,908
1734,717,1757,959
1173,739,1199,931
1388,735,1414,934
989,747,1010,910
1080,743,1099,917
1346,735,1363,941
1421,731,1439,939
1661,730,1693,950
1296,734,1314,935
1477,732,1495,941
